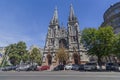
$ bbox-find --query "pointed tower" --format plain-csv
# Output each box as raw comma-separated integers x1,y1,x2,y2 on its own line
67,4,82,64
68,4,78,22
68,4,80,51
43,7,60,65
50,7,59,25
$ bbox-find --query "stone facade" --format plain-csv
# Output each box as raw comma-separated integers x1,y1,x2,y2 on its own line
43,4,89,66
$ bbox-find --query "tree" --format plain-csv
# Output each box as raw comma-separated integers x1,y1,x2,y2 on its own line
113,33,120,61
16,41,28,63
29,47,42,65
98,26,114,62
55,47,69,65
81,26,114,66
4,41,28,65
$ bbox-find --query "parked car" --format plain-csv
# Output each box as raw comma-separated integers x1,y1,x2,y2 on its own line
79,64,84,71
27,65,38,71
64,64,72,70
16,62,38,71
37,65,50,71
16,65,30,71
2,65,18,71
71,64,80,71
118,63,120,71
106,62,119,71
84,62,97,71
53,64,64,71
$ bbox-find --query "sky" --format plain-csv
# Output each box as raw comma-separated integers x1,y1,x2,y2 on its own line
0,0,120,49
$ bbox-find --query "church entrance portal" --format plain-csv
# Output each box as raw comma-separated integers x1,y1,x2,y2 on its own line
47,54,52,66
73,53,80,64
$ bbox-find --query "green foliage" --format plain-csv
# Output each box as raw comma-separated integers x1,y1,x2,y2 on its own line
113,33,120,60
4,41,28,65
0,58,10,67
81,28,97,50
29,47,42,65
81,26,114,65
97,26,114,56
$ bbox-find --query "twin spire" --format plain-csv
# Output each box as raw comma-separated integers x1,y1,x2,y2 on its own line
69,4,76,21
50,4,76,25
50,7,58,24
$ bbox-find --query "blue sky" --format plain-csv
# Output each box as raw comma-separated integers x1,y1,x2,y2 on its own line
0,0,120,48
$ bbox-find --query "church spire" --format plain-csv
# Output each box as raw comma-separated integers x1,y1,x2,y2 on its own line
50,7,59,24
69,4,77,21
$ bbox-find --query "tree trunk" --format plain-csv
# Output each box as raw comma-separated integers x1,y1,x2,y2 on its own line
105,57,108,62
108,56,112,63
113,56,117,63
98,56,102,70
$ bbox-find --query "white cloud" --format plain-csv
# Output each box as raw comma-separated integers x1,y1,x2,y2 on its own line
0,31,47,49
0,32,32,47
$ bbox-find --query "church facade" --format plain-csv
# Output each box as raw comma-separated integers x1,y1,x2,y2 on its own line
43,4,89,66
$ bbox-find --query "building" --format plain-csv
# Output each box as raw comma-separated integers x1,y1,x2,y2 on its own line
43,4,89,66
101,2,120,34
0,47,5,65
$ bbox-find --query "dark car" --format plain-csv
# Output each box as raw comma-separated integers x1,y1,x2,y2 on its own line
2,66,18,71
53,64,64,71
71,64,80,71
106,62,119,71
79,64,84,71
2,66,12,71
84,62,97,71
71,64,84,71
27,65,37,71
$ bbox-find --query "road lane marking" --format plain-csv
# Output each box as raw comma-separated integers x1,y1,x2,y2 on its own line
0,75,120,78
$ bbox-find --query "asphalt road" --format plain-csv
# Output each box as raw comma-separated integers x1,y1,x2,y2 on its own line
0,71,120,80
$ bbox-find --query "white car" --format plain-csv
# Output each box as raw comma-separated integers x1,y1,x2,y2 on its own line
64,64,72,70
16,64,30,71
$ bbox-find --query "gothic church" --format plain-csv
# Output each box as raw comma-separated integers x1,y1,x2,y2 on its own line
43,4,89,65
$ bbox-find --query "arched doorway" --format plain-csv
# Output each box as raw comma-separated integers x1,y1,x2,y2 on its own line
59,39,67,48
72,53,80,64
47,54,52,66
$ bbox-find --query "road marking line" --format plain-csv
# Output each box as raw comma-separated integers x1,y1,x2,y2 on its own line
0,75,120,78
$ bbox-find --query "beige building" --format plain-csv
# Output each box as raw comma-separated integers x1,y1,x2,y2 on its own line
0,47,5,65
